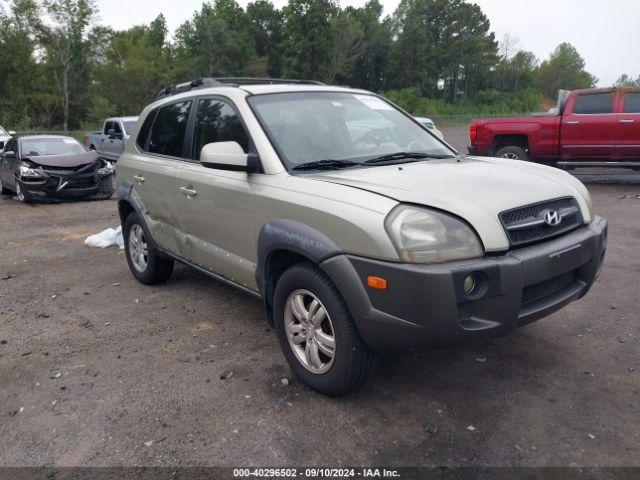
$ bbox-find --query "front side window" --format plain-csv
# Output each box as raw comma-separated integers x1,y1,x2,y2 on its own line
21,137,86,156
572,93,614,114
623,92,640,113
113,122,122,134
248,92,452,170
148,101,192,158
193,99,250,160
103,121,114,134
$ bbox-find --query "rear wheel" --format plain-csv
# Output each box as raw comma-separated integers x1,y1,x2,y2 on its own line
273,263,379,396
123,212,174,284
495,145,529,161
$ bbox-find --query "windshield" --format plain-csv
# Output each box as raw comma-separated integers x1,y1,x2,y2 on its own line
122,121,136,135
248,92,454,170
21,137,86,156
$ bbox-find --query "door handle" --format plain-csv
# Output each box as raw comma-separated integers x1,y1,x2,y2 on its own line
133,175,145,184
565,121,580,125
619,119,635,124
180,187,198,197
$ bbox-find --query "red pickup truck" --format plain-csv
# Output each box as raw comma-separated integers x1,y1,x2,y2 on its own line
469,87,640,169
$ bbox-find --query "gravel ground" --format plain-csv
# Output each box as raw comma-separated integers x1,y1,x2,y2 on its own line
0,134,639,467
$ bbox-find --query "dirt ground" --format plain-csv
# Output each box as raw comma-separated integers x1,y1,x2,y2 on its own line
0,132,639,467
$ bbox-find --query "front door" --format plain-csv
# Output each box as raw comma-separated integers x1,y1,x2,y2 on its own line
175,97,257,290
614,91,640,159
560,91,617,159
0,137,19,189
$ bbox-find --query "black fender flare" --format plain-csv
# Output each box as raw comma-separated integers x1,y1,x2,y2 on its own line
256,219,343,324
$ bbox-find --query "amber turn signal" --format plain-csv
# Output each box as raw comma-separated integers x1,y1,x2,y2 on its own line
367,276,388,290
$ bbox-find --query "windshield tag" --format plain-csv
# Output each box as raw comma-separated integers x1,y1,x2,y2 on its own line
353,95,394,111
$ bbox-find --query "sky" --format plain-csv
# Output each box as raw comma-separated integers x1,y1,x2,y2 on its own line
93,0,639,87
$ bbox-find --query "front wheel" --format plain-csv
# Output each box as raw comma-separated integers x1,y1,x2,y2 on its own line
495,145,529,161
0,178,11,195
273,263,379,396
15,183,31,203
123,212,174,284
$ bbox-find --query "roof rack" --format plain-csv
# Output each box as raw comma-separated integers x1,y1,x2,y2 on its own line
155,77,324,99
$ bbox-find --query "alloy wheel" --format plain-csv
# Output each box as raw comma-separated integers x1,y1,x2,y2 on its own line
500,152,520,159
128,224,148,273
16,183,25,202
284,289,336,374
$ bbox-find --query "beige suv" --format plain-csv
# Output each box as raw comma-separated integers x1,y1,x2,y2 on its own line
116,78,607,395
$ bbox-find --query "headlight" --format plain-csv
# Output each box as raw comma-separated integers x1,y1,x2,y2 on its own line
18,164,43,178
385,205,483,263
96,161,115,175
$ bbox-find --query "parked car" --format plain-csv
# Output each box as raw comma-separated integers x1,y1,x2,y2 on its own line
414,116,444,139
84,116,138,162
0,135,115,202
469,87,640,169
116,78,607,395
0,125,16,151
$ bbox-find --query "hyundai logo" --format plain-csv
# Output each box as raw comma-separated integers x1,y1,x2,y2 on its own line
543,210,562,227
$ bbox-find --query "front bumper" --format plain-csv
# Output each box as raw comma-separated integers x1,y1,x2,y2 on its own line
321,216,607,353
17,172,114,199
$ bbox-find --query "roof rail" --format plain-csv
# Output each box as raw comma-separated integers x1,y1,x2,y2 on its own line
155,77,324,99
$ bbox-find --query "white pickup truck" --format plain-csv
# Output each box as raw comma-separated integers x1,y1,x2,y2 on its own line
84,117,138,162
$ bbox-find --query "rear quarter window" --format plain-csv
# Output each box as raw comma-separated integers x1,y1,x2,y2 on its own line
572,93,614,114
136,109,158,151
623,92,640,113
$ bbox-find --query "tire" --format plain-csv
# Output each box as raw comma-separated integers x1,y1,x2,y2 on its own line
0,178,11,195
273,263,379,396
495,145,529,161
123,211,174,285
15,182,31,203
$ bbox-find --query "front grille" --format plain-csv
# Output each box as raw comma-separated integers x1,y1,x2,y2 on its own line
521,272,575,306
500,197,583,247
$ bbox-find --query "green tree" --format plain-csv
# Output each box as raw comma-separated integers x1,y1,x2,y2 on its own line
173,0,254,78
615,74,640,88
389,0,497,101
345,0,391,92
247,0,285,76
281,0,338,81
536,43,596,98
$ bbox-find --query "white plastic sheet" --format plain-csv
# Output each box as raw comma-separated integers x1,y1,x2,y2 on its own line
84,226,124,249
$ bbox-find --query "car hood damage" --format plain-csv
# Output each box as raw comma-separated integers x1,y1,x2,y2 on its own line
306,156,592,252
23,151,99,170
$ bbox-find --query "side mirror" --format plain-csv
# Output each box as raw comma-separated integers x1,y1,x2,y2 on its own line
107,128,116,138
200,141,251,172
4,151,16,159
8,131,16,136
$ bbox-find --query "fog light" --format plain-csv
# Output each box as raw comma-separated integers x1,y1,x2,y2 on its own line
463,274,476,295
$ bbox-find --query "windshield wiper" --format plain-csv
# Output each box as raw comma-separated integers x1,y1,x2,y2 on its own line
292,159,361,171
363,151,455,164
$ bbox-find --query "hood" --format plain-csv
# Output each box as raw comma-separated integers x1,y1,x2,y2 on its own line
24,150,98,168
306,156,591,252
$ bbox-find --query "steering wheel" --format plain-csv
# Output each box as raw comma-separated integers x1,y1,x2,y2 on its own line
353,131,382,149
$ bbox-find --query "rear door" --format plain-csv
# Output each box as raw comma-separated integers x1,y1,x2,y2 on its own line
175,96,257,289
560,91,616,159
123,101,193,257
614,90,640,158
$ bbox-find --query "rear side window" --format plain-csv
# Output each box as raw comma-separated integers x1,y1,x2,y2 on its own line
146,101,192,157
136,109,158,151
103,121,114,134
623,93,640,113
572,93,614,114
193,99,250,159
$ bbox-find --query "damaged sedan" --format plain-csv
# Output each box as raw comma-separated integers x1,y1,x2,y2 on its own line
0,135,115,203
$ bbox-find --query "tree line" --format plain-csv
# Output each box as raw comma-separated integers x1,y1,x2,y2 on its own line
0,0,633,131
